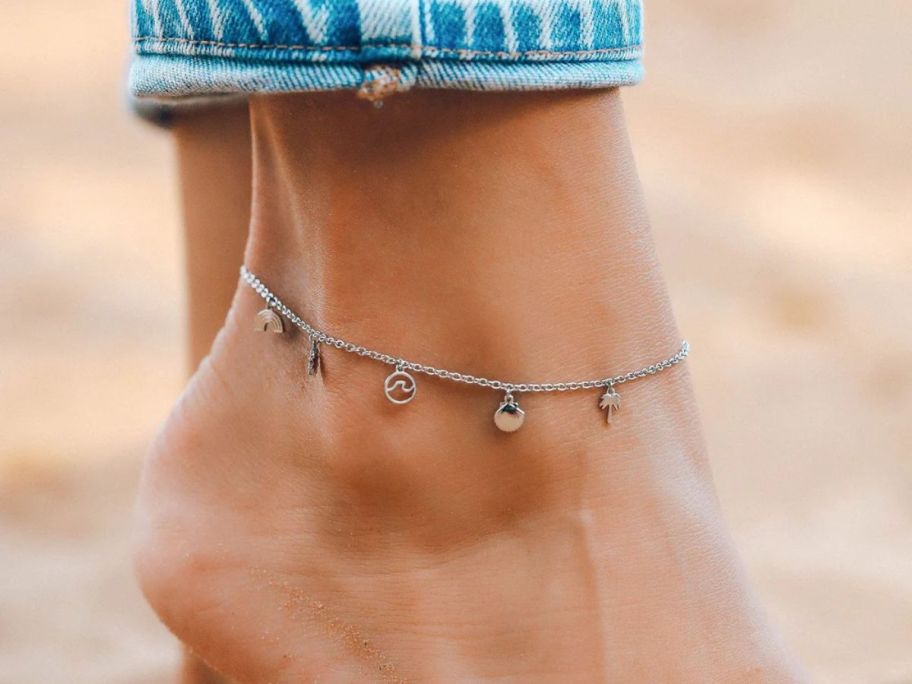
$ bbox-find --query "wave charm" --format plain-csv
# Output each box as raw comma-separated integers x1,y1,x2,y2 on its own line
599,385,621,424
494,393,525,432
384,367,417,404
254,308,284,333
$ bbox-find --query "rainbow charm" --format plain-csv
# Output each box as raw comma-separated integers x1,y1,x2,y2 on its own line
254,308,284,333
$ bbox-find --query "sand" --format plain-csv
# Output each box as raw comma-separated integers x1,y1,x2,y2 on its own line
1,1,910,682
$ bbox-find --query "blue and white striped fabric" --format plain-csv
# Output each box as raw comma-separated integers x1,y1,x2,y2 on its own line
129,0,644,99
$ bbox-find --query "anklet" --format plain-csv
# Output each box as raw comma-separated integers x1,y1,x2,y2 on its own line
241,266,689,433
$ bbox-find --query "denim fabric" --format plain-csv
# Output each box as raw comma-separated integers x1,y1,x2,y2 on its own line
130,0,643,99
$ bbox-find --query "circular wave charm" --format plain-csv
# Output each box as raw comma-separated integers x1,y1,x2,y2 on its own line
494,395,525,432
384,368,417,404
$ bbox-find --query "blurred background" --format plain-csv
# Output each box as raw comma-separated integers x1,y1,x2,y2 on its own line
1,1,909,682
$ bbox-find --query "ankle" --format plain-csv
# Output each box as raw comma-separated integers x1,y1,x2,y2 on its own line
245,88,680,398
234,87,706,527
220,278,704,550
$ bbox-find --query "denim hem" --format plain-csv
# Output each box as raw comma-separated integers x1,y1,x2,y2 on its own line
134,35,642,63
130,53,643,99
130,0,644,99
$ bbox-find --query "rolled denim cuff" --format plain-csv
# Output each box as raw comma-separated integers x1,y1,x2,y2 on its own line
129,0,644,100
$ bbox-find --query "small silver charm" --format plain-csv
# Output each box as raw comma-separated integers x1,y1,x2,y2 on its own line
307,337,321,375
494,392,525,432
599,384,621,424
254,307,284,333
384,365,417,404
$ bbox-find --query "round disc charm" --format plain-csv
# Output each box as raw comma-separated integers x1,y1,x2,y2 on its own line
494,395,525,432
384,369,417,404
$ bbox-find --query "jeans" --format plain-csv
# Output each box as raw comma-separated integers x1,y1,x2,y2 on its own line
129,0,644,103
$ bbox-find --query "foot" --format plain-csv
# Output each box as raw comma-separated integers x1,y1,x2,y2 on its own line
133,90,804,682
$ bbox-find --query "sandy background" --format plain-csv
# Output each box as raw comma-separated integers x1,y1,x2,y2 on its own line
1,1,910,682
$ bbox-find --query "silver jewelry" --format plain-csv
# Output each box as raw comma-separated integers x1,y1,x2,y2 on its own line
241,266,689,433
254,306,284,333
384,366,418,404
307,338,321,375
598,383,621,423
493,392,525,432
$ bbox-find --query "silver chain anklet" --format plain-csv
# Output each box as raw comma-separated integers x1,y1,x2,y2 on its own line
241,266,689,433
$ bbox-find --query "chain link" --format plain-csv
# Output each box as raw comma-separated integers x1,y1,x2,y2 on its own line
241,266,689,393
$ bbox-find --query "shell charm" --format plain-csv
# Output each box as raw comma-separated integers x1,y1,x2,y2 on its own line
254,307,284,333
494,393,525,432
384,366,417,404
599,384,621,424
307,338,321,375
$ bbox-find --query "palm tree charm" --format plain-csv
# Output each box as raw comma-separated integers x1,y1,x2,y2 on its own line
599,384,621,424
